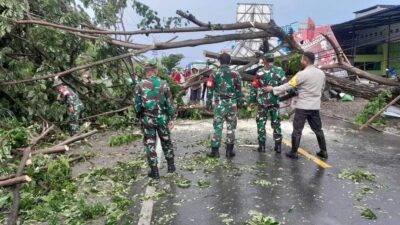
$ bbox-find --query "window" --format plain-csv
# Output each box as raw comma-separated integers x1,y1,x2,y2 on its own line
354,62,365,69
357,45,379,54
365,62,381,71
354,62,382,71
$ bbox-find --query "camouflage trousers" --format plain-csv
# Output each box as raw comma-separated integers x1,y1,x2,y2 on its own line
256,106,282,143
141,115,174,167
68,108,82,135
211,99,238,148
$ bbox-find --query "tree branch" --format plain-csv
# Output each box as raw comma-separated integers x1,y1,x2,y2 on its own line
14,18,279,36
176,10,209,27
0,47,153,85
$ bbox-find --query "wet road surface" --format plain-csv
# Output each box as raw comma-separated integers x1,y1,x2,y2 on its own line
128,116,400,225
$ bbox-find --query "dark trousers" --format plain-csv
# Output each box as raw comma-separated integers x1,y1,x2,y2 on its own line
291,109,327,152
190,89,201,102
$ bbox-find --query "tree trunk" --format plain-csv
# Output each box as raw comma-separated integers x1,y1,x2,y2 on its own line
325,74,400,100
0,175,31,187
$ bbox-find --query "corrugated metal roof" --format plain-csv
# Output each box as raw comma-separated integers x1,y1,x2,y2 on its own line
353,5,396,13
333,5,400,32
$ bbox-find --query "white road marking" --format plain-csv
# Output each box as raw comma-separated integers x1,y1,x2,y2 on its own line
137,185,156,225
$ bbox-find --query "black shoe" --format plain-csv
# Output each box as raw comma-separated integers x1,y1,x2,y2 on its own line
285,151,299,159
207,147,220,158
226,144,236,158
257,141,266,153
166,158,176,173
274,141,282,153
316,151,328,159
148,166,160,179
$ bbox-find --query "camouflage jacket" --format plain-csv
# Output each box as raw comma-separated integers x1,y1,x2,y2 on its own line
58,86,83,113
206,65,244,108
249,65,286,107
134,75,175,122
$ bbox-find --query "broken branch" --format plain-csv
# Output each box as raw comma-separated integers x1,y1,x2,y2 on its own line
359,95,400,130
55,130,98,147
0,175,31,187
32,145,69,155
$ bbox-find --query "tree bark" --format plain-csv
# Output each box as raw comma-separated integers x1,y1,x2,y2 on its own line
0,175,31,187
55,130,98,147
321,63,400,87
324,74,400,100
14,17,278,36
32,145,69,155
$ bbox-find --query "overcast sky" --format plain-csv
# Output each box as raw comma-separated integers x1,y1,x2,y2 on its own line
118,0,399,66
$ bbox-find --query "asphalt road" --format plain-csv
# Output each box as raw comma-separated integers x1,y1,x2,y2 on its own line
128,116,400,225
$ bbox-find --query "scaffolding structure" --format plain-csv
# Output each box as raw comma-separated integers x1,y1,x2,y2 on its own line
232,3,275,58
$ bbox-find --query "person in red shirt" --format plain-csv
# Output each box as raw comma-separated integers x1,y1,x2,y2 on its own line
171,68,184,84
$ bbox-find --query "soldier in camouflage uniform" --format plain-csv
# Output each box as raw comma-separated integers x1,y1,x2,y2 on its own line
206,53,244,158
134,60,175,179
249,53,286,153
54,79,83,136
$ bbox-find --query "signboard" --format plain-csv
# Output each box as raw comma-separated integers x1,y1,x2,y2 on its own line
294,18,348,66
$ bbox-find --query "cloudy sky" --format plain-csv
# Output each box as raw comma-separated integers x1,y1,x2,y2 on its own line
117,0,399,65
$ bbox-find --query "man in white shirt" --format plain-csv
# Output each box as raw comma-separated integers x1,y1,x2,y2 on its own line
264,52,328,159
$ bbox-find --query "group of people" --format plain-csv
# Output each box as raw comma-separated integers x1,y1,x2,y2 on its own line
133,51,328,179
171,67,207,104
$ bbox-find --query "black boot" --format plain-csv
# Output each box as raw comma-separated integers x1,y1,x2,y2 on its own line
166,158,176,173
148,166,160,179
207,147,220,158
274,141,282,153
286,136,300,159
226,144,236,158
316,134,328,159
257,141,266,153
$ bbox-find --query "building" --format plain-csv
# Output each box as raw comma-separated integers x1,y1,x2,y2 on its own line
332,5,400,76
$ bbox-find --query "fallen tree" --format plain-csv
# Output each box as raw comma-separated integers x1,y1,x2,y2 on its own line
320,34,400,87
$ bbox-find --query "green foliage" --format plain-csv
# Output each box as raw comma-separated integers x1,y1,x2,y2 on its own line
275,53,302,76
175,177,191,188
159,71,183,103
355,186,374,201
0,0,26,37
197,179,211,188
355,91,392,125
246,211,279,225
1,0,176,128
97,115,130,130
77,200,107,220
238,106,257,119
108,133,142,147
45,156,72,190
178,108,204,120
253,179,273,188
359,207,377,220
1,154,146,224
0,118,29,161
161,54,184,72
338,168,376,183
